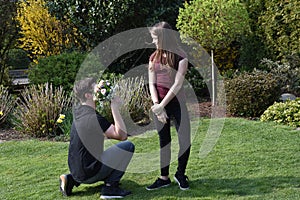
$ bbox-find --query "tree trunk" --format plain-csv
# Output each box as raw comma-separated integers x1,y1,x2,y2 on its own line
211,50,216,106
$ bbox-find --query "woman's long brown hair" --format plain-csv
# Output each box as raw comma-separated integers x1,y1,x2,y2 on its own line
149,22,181,71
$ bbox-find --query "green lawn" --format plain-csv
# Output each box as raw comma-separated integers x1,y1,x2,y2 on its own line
1,118,300,199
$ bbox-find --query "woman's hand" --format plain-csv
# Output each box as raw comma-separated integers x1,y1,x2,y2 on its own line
151,103,164,115
156,110,168,124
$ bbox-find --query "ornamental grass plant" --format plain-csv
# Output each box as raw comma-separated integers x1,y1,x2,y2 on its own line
11,83,71,138
116,76,152,123
97,76,152,125
0,85,17,126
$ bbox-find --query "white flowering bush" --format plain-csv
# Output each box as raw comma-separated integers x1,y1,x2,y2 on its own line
260,98,300,127
260,58,300,96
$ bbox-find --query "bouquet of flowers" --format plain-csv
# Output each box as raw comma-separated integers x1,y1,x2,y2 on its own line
94,80,115,106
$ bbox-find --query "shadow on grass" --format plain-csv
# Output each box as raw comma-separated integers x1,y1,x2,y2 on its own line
190,176,300,197
71,183,102,197
70,180,140,197
69,176,300,199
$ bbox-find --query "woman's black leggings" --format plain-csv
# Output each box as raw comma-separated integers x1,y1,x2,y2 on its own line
153,100,191,176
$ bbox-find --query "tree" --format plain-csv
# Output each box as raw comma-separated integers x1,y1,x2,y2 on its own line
0,0,18,85
117,0,184,29
108,0,185,74
47,0,135,49
47,0,185,73
177,0,250,105
16,0,81,62
236,0,271,70
177,0,250,72
242,0,266,33
258,0,300,60
47,0,184,49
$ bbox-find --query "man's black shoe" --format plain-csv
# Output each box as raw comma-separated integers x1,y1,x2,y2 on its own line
59,174,80,196
100,185,131,199
174,173,189,190
146,178,171,190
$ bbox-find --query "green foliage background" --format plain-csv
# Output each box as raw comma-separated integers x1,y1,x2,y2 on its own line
258,0,300,60
225,71,281,117
0,0,18,85
28,51,87,95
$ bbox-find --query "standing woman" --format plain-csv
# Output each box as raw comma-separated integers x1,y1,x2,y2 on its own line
146,21,191,191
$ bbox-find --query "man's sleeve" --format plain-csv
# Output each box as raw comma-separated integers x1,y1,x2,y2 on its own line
96,114,112,133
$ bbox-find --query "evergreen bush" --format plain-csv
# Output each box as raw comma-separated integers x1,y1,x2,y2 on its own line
261,98,300,127
28,51,87,95
260,58,300,96
6,48,31,69
225,70,281,117
186,66,207,99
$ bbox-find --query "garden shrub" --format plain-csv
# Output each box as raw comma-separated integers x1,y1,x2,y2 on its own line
0,67,12,86
11,83,71,138
28,51,88,95
261,98,300,127
6,48,31,69
225,70,281,117
238,34,270,71
186,66,207,99
0,85,17,126
260,58,300,96
258,0,300,60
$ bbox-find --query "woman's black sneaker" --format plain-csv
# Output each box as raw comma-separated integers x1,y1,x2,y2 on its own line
174,173,189,190
100,185,131,199
146,178,171,190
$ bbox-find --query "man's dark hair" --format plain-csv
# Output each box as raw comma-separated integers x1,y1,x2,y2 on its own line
73,77,96,102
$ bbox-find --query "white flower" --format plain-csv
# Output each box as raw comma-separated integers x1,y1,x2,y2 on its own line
101,89,106,95
94,83,100,91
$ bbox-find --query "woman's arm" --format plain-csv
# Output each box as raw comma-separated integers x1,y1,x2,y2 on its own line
148,61,159,104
